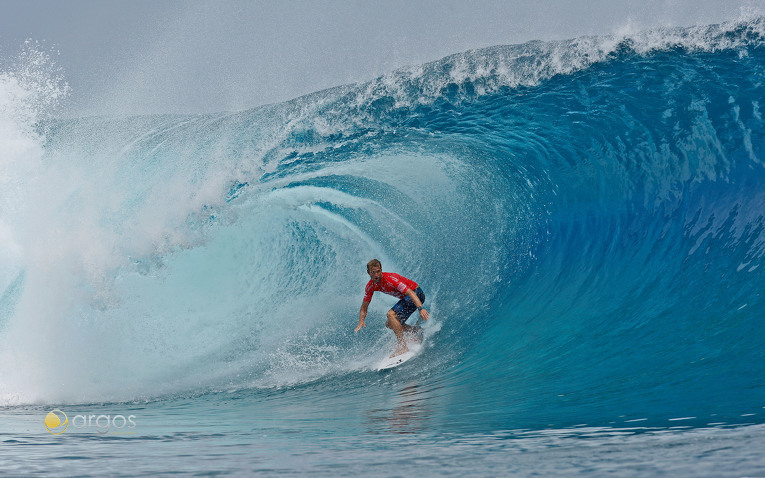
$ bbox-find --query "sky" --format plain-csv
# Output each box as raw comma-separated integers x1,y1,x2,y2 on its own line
1,0,764,116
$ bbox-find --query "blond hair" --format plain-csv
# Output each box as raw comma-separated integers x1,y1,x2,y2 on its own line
366,259,382,272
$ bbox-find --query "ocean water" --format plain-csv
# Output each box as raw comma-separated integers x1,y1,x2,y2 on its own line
1,18,765,477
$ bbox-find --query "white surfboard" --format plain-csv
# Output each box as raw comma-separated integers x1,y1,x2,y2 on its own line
376,341,423,370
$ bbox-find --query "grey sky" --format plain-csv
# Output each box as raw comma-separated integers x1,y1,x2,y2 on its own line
1,0,763,116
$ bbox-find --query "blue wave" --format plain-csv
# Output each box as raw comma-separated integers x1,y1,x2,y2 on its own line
1,18,764,430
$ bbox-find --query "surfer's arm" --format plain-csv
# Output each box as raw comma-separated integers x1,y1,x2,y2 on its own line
404,288,430,321
355,301,370,332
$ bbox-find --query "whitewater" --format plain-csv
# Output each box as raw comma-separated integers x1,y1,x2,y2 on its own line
1,17,764,476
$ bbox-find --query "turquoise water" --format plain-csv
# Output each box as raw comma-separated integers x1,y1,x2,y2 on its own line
1,18,765,476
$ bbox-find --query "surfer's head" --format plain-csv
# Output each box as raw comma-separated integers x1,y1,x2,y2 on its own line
367,259,381,272
367,259,383,283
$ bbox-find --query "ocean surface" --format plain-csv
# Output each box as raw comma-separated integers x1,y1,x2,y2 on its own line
1,17,764,476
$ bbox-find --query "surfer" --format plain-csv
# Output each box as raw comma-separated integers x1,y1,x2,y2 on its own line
355,259,430,356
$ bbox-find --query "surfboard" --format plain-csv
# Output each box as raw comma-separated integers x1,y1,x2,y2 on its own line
376,340,423,370
377,325,425,370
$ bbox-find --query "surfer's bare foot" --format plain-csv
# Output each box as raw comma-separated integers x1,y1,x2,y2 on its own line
390,346,409,358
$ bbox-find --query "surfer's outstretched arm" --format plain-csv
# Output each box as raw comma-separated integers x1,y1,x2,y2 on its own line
355,301,370,332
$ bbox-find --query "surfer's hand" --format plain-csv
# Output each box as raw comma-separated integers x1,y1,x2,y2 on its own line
354,320,366,332
419,309,430,321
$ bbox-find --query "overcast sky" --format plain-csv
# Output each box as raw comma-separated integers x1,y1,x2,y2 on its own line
1,0,763,116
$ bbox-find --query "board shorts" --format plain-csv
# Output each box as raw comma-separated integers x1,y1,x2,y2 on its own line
391,287,425,324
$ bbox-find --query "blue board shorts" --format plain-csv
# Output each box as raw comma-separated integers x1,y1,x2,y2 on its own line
391,287,425,324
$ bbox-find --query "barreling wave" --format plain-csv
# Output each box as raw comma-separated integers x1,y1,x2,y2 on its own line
0,16,763,430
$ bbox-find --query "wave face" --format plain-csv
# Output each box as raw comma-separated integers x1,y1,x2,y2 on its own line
1,19,764,430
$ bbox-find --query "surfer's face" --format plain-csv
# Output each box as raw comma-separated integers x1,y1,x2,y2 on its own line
368,266,383,283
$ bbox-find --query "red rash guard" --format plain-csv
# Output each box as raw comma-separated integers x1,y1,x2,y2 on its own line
363,272,418,303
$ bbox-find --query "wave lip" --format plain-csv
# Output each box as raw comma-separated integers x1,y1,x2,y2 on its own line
338,16,765,113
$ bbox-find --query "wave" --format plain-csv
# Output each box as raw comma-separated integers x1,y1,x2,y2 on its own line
0,17,763,430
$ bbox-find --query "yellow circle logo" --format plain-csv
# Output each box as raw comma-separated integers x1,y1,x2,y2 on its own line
44,409,69,435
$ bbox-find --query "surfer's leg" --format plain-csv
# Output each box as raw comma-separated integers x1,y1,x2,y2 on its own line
394,287,424,340
386,309,408,355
